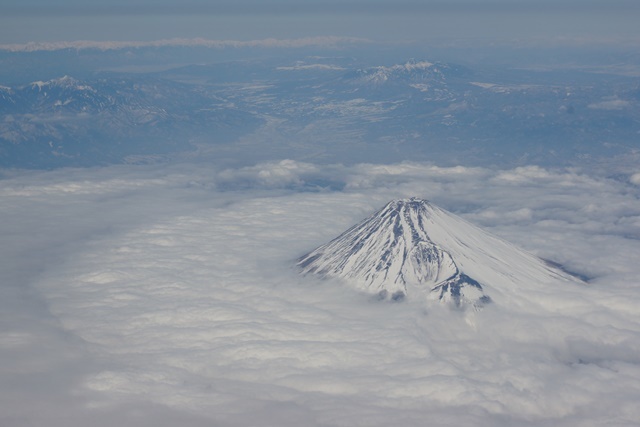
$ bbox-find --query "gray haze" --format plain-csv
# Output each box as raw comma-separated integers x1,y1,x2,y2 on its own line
1,0,639,44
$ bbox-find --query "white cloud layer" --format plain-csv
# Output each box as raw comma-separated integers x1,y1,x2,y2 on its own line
0,36,367,52
1,160,640,426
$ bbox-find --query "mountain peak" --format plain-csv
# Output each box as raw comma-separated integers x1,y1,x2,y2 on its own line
298,198,580,310
28,76,95,92
298,197,491,309
383,197,432,211
348,60,446,85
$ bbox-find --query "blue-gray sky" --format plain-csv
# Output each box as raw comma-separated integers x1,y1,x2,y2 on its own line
1,0,639,45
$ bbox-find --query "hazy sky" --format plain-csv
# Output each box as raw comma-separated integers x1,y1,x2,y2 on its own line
1,0,639,44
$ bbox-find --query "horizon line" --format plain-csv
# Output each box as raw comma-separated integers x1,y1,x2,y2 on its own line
0,36,372,53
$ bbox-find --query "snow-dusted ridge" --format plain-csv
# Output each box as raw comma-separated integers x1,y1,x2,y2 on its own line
344,59,466,87
29,76,96,93
298,198,581,309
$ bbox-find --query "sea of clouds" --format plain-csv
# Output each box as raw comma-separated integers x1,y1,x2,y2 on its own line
1,159,640,426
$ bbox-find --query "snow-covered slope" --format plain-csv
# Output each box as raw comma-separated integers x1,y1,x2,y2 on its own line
343,59,471,86
298,198,580,309
0,75,262,167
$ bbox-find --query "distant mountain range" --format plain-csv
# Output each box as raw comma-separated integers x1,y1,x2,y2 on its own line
0,75,260,167
1,56,638,168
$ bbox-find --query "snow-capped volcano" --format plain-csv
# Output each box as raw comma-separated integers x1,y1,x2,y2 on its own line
298,198,580,309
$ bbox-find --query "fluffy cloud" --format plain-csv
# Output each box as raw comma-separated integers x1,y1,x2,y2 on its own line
1,160,639,426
